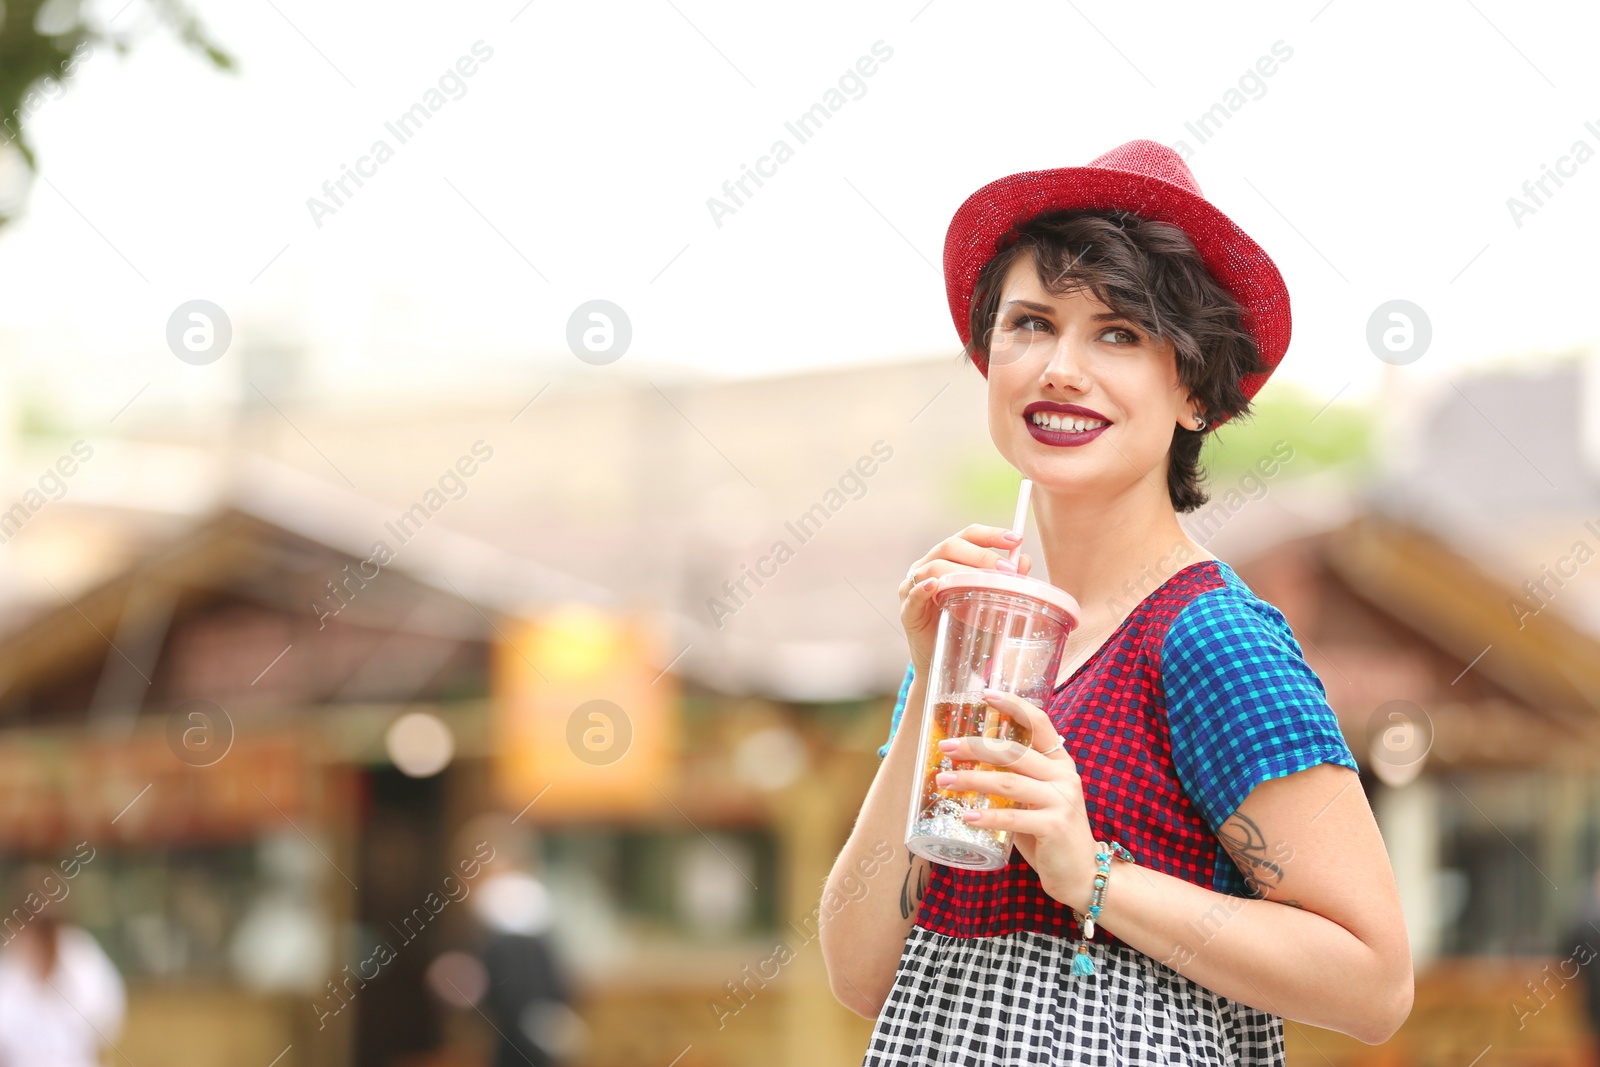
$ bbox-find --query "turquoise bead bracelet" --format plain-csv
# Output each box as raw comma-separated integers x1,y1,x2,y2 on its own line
1070,840,1135,976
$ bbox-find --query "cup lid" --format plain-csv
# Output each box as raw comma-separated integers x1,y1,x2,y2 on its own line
932,570,1080,628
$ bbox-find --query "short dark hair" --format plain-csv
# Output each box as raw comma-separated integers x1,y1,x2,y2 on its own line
961,209,1269,513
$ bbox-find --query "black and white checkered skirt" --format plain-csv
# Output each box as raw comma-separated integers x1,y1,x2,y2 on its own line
862,925,1285,1066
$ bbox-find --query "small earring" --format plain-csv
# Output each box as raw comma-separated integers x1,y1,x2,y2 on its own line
1193,414,1208,432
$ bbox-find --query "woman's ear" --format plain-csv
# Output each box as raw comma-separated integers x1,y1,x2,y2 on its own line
1178,381,1214,431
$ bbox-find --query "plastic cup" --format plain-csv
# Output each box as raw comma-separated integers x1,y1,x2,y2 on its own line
904,570,1080,870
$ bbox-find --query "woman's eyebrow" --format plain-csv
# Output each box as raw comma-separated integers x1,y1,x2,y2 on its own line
1000,299,1125,323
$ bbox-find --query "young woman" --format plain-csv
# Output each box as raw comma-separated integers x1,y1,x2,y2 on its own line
818,140,1412,1064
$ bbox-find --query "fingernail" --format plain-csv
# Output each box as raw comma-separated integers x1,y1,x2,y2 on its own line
1002,529,1023,541
934,772,955,786
961,810,982,822
994,558,1018,573
937,738,958,752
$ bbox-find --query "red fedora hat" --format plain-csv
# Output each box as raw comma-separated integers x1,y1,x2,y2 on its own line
943,139,1291,426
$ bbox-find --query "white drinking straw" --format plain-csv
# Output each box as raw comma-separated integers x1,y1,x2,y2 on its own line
1007,478,1032,567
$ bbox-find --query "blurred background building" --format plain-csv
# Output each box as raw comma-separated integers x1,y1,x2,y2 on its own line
0,346,1597,1065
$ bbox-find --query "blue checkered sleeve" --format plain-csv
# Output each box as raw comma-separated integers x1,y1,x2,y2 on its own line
1161,588,1359,834
876,661,917,759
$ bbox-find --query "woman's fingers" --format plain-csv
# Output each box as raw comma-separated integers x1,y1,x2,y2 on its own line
987,689,1073,767
906,526,1028,582
937,734,1084,818
901,531,1038,670
900,560,960,608
933,767,1060,808
983,688,1047,741
902,526,1035,601
939,734,1072,779
959,522,1026,548
953,524,1030,572
902,556,966,584
936,690,1076,779
955,805,1065,834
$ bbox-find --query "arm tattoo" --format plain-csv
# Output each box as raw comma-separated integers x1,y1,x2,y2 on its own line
900,852,931,919
1217,810,1301,908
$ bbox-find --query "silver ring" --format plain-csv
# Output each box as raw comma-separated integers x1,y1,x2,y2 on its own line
1036,735,1065,756
905,565,918,585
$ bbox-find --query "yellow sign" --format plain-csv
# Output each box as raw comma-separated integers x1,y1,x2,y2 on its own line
491,604,677,818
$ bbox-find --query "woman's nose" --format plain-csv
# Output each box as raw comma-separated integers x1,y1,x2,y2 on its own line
1042,336,1089,388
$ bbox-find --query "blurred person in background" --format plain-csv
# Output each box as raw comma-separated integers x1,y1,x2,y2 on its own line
1563,866,1600,1065
0,864,126,1067
470,830,581,1067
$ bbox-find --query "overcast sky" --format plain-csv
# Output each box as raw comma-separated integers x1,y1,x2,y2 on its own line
0,0,1595,432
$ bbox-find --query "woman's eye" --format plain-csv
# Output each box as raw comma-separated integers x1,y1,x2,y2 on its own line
1100,326,1142,344
1010,315,1051,332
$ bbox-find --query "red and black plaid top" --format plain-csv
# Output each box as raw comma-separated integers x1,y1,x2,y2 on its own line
879,558,1361,948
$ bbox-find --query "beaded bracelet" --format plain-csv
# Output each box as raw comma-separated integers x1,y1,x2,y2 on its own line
1070,840,1135,976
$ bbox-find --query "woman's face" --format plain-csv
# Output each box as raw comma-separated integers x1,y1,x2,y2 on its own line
985,254,1192,500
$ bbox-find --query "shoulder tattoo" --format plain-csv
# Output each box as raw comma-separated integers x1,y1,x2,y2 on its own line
1218,810,1302,908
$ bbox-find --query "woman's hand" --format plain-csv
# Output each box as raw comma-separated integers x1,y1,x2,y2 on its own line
899,526,1033,675
933,688,1100,912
